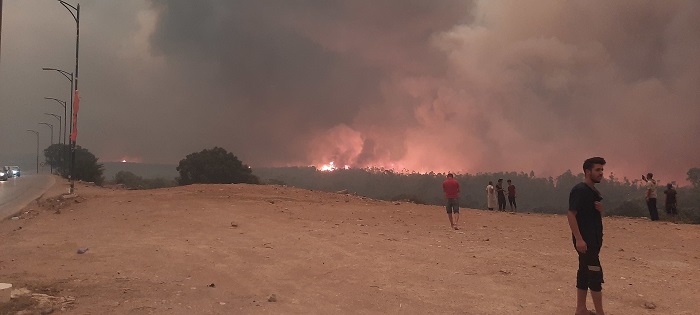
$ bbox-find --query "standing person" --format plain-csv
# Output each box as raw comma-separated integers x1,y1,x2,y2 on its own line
496,179,506,211
567,157,606,315
507,179,517,212
645,173,659,221
664,183,678,217
442,173,461,230
486,181,497,210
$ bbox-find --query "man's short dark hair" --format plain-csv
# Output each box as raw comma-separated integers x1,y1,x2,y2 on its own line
647,172,654,179
447,173,454,178
583,157,606,171
507,179,512,183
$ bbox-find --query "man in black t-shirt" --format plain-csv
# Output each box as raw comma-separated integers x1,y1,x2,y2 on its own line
567,157,606,315
496,179,506,211
664,183,678,217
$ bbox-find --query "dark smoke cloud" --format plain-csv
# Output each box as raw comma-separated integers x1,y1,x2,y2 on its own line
145,0,698,183
2,1,697,184
144,0,473,165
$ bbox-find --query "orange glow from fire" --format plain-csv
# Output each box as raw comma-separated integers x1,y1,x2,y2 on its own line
319,161,350,172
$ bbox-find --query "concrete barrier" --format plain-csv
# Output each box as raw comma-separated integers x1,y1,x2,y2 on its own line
0,283,12,303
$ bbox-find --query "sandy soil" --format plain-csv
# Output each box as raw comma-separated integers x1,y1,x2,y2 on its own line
0,181,698,314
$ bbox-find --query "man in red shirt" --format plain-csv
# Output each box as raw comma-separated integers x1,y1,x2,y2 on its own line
442,173,461,230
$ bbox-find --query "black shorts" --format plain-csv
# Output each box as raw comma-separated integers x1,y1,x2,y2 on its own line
574,240,604,292
446,198,459,214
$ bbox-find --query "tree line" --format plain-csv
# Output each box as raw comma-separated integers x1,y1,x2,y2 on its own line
253,166,700,224
43,144,699,223
44,145,258,189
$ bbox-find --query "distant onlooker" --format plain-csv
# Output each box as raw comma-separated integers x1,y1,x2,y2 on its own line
664,183,678,217
442,173,461,230
507,179,517,212
645,173,659,221
496,179,506,211
486,181,496,210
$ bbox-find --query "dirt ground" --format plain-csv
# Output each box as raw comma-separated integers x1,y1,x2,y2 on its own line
1,180,698,315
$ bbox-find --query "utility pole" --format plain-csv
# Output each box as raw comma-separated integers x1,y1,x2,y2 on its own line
1,0,4,67
56,0,80,193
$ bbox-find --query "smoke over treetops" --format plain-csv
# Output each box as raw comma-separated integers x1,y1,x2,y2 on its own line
144,0,699,183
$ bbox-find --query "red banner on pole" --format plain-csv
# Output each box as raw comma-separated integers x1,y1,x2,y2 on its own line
70,90,79,142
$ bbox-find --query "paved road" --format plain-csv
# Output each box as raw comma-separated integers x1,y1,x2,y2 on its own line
0,174,55,220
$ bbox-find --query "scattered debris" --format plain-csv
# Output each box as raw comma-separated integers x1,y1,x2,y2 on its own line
207,283,216,288
61,194,78,200
267,294,277,302
11,217,20,221
76,248,89,254
7,288,75,313
230,222,238,228
643,301,656,309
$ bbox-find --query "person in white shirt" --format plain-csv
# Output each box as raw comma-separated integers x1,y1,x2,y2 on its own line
486,181,497,210
645,172,659,221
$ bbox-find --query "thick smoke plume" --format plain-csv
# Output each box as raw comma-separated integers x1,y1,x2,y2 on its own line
3,1,697,183
147,0,699,182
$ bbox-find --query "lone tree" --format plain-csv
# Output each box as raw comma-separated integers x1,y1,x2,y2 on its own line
176,147,258,185
44,143,105,185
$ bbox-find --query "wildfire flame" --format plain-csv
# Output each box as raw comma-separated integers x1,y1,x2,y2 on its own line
319,161,350,172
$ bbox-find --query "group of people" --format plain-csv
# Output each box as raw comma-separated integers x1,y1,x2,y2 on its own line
643,172,679,221
441,157,681,314
440,175,518,230
485,179,516,211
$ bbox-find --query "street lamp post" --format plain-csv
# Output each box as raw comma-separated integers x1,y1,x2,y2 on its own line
39,122,54,145
39,123,55,174
45,113,62,145
44,97,67,145
1,0,4,66
56,0,80,194
42,69,73,144
26,130,40,174
45,97,68,176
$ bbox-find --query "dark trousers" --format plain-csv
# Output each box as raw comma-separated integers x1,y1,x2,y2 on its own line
497,195,506,211
666,203,678,215
647,198,659,221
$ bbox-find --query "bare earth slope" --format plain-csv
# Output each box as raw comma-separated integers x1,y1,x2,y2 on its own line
1,182,698,314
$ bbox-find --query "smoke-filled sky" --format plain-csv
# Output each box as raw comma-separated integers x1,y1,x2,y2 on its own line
1,0,698,183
